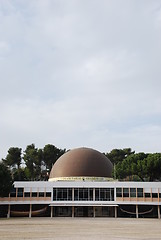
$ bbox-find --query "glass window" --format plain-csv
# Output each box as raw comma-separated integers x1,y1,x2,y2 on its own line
53,188,56,201
53,188,72,201
144,192,151,198
116,188,122,197
74,189,79,200
39,192,44,197
17,188,23,197
137,188,143,197
95,188,114,201
95,188,100,201
130,188,136,197
10,188,16,197
24,192,30,197
123,188,129,197
68,189,72,200
32,192,37,197
46,192,51,197
111,188,114,201
74,188,93,201
89,189,93,201
152,193,158,198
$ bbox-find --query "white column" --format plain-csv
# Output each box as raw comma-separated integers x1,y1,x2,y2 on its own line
72,188,74,201
29,204,32,218
93,188,95,201
93,206,95,218
51,206,53,218
158,205,160,219
136,205,139,218
115,206,117,218
72,206,74,217
7,205,10,218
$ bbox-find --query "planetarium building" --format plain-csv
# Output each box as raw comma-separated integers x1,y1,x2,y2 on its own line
0,147,161,218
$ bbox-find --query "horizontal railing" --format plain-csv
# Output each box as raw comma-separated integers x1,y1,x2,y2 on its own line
116,197,160,202
0,197,51,202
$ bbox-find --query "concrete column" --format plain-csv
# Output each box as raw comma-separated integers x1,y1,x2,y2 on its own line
93,206,95,218
29,204,32,218
136,205,139,218
115,206,117,218
7,204,10,218
50,206,53,218
158,205,160,219
72,188,74,201
72,206,74,217
93,188,95,201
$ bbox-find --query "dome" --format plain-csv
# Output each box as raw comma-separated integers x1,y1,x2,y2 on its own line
49,147,113,180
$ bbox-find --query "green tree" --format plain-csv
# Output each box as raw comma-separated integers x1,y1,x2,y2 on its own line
43,144,66,171
23,144,43,180
12,168,29,181
0,162,12,197
146,153,161,181
106,148,134,165
115,152,148,181
5,147,22,169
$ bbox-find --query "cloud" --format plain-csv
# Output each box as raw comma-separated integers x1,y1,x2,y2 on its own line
1,0,161,158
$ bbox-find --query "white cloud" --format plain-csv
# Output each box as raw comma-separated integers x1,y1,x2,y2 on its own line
1,0,161,158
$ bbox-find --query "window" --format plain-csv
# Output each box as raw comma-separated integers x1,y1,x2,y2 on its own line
74,188,93,201
39,192,44,197
144,193,151,198
137,188,143,197
123,188,129,198
17,188,23,197
130,188,136,197
32,192,37,197
46,192,51,197
53,188,72,201
95,188,114,201
24,192,30,197
152,193,158,198
10,187,16,197
116,188,122,198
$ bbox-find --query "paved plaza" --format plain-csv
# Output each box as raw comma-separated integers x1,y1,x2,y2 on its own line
0,217,161,240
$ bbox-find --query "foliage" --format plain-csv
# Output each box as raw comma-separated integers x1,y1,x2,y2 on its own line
4,147,22,169
106,148,135,165
114,152,161,181
1,144,161,183
0,162,12,197
43,144,66,171
23,144,43,180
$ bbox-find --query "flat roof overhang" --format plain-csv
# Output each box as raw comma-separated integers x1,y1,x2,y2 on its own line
49,203,118,207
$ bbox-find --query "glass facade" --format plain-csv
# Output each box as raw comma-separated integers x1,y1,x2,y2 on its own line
53,188,114,201
17,188,23,197
95,188,114,201
116,188,122,197
53,188,72,201
137,188,143,197
123,188,129,198
116,188,144,198
74,188,93,201
130,188,136,197
144,193,151,198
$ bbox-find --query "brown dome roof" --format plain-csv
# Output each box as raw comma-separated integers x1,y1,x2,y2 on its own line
49,147,113,179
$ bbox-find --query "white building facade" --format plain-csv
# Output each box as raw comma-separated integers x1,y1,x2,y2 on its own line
0,180,161,218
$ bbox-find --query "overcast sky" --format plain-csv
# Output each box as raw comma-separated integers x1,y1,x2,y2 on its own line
1,0,161,158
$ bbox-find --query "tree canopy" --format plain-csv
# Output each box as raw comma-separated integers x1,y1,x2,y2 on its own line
1,144,161,185
0,162,12,197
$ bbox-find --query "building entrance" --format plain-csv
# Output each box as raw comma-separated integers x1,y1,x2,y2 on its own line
52,206,115,217
74,206,93,217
